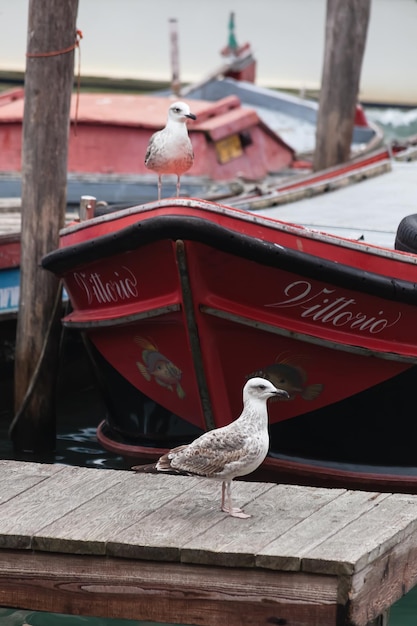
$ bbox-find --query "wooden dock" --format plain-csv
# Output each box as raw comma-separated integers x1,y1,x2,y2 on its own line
0,198,21,234
1,461,417,625
0,198,80,235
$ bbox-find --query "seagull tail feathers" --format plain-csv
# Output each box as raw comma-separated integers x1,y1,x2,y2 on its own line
132,444,189,474
131,463,159,473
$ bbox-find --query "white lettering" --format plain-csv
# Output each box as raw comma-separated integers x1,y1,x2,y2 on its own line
266,280,401,335
0,286,19,310
73,266,139,306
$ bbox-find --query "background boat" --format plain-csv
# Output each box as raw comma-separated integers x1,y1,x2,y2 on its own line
0,70,382,207
0,88,295,205
182,76,382,158
0,2,395,210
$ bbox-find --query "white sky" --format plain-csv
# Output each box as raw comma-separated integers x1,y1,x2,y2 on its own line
0,0,416,104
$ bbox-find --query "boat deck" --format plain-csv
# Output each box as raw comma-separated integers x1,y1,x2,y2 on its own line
0,199,79,235
2,460,417,625
256,158,417,248
0,197,21,234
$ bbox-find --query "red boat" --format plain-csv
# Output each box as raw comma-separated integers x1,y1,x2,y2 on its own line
0,88,295,204
41,196,417,492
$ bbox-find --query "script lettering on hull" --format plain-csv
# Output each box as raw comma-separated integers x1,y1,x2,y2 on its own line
265,280,401,334
73,266,139,305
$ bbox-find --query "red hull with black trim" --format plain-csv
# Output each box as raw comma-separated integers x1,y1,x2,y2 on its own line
42,198,417,490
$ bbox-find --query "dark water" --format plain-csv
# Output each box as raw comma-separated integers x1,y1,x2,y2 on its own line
388,586,417,626
0,610,180,626
0,322,126,470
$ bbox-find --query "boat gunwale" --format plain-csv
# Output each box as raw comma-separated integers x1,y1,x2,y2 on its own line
57,198,417,267
42,210,417,307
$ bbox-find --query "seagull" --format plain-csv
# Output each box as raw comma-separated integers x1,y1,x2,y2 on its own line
145,101,197,201
133,377,289,519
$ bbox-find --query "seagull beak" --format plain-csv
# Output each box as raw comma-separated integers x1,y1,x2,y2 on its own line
186,113,197,120
273,389,290,400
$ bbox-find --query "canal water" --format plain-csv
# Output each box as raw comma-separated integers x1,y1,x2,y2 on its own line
0,611,180,626
1,105,417,625
366,105,417,142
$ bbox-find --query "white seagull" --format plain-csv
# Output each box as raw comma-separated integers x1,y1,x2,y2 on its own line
145,101,197,201
133,377,289,518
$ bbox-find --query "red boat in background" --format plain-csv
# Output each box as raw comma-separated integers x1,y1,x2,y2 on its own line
0,91,294,181
0,88,295,204
42,197,417,492
0,66,382,206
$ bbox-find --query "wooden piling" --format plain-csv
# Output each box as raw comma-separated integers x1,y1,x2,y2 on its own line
313,0,371,171
11,0,79,452
169,18,181,97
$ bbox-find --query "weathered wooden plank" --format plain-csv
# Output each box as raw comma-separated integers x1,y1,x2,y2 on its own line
348,529,417,626
181,483,346,569
33,472,201,556
0,460,64,504
0,465,126,548
301,493,417,576
0,549,340,626
0,211,96,236
0,215,21,233
107,475,274,561
255,490,390,573
0,199,21,211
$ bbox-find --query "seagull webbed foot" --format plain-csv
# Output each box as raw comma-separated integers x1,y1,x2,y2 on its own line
221,505,251,519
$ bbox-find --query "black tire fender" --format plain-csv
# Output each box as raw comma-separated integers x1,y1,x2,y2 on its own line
395,214,417,253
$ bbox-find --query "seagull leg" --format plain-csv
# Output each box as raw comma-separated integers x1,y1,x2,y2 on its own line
176,175,181,197
221,480,251,519
158,176,162,201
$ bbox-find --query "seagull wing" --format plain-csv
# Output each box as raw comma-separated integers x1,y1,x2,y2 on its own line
145,131,160,165
167,428,247,478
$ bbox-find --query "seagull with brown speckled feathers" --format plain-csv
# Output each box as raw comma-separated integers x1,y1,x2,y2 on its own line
133,377,289,518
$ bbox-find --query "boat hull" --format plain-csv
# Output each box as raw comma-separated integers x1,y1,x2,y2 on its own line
42,198,417,488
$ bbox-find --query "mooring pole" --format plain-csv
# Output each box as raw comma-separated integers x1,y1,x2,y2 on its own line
11,0,79,453
313,0,371,171
169,18,181,97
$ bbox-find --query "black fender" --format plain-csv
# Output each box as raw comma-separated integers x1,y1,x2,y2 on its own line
395,214,417,253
